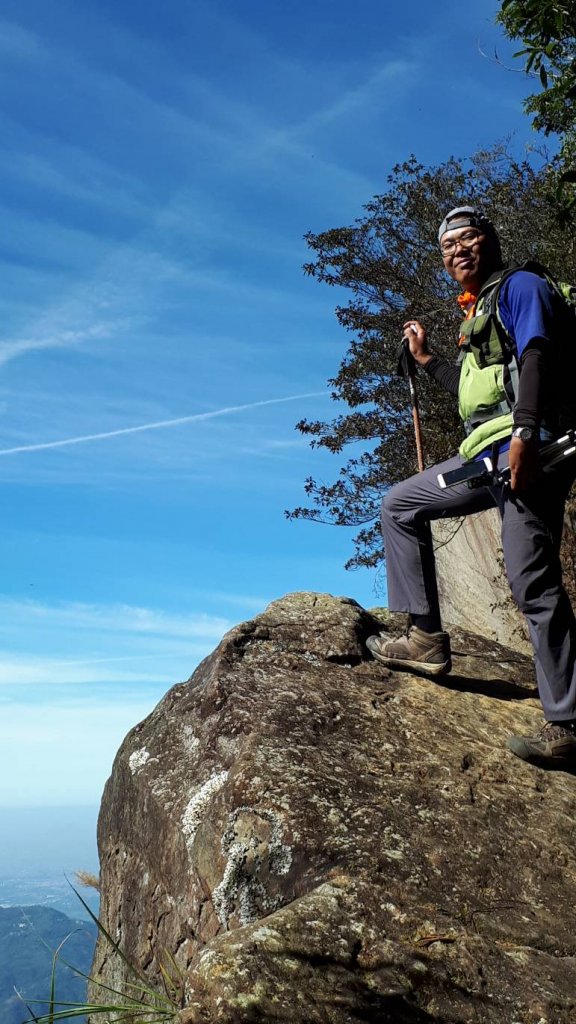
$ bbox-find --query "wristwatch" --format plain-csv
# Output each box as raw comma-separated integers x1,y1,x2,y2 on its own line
512,426,535,442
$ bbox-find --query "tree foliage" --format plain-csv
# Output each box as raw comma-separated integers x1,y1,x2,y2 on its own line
496,2,576,171
288,149,576,572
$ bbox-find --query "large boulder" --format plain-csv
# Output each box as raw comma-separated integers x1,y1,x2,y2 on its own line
433,508,530,655
91,593,576,1023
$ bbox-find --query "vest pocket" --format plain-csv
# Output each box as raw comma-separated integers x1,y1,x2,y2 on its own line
459,312,504,367
458,357,507,424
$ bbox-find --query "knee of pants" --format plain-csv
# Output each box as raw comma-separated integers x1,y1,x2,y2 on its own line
507,572,531,613
381,484,402,521
507,563,558,614
503,521,564,613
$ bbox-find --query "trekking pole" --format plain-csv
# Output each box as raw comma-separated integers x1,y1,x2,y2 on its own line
397,336,425,472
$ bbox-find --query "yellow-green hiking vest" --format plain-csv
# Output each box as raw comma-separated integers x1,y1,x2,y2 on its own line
457,301,516,461
457,261,576,460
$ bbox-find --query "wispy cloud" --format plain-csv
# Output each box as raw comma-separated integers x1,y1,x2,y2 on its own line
0,597,232,639
0,18,45,60
0,11,394,382
0,318,131,368
0,656,180,686
295,60,412,136
0,597,237,685
0,392,328,455
4,149,150,221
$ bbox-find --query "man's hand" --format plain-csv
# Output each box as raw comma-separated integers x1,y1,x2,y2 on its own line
402,320,433,367
509,435,541,492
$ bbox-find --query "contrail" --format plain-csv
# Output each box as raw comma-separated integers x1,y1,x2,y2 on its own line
0,391,329,456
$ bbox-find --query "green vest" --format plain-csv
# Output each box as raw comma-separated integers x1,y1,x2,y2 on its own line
456,260,576,459
457,274,517,460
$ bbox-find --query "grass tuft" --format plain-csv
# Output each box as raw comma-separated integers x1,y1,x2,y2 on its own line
18,883,181,1024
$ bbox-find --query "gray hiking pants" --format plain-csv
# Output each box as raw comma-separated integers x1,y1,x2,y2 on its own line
381,453,576,722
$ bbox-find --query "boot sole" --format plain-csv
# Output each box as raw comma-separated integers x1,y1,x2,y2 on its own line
370,650,452,677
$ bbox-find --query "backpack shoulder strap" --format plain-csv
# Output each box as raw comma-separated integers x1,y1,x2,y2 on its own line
476,261,521,318
480,260,559,410
477,259,557,337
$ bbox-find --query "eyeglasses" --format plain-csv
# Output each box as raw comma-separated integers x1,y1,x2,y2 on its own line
440,229,483,257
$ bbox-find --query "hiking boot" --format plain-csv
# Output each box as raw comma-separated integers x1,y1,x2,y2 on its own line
507,721,576,764
366,625,451,676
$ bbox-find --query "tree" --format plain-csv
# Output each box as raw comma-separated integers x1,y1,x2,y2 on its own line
288,148,576,573
496,0,576,218
496,1,576,141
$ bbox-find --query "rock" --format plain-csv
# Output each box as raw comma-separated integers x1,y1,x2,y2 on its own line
90,592,576,1023
433,508,531,655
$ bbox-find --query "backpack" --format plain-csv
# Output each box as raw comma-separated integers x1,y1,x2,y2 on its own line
469,260,576,435
479,260,576,318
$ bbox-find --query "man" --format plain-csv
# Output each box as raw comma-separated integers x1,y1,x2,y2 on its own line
367,205,576,765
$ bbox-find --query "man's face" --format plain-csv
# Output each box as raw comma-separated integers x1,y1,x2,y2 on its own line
440,224,501,293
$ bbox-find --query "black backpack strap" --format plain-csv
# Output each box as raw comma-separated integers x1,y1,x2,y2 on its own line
476,259,551,352
479,259,551,311
476,261,521,319
484,260,552,411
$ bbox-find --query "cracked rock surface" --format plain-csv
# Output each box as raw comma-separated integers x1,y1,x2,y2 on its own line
90,592,576,1023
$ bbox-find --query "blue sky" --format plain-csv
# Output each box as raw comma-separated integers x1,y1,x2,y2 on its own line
0,0,538,810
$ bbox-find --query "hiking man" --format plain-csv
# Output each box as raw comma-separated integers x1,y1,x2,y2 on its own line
367,205,576,764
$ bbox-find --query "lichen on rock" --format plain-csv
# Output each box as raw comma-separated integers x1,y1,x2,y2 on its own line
212,806,292,928
181,771,229,847
128,747,150,773
90,592,576,1024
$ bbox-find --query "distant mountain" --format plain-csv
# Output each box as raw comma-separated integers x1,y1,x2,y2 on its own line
0,905,97,1024
0,875,100,920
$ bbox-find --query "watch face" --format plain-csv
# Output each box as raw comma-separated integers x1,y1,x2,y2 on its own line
515,427,533,441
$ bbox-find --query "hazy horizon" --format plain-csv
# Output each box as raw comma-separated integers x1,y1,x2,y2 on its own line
0,805,99,876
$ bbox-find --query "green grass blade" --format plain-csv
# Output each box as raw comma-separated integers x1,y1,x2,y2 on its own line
18,879,180,1024
22,1008,175,1024
55,956,175,1009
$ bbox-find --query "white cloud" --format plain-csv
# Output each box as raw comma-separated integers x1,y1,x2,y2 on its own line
0,598,235,684
0,11,392,382
4,149,150,220
0,657,175,685
0,318,130,368
16,598,229,634
0,597,232,638
0,592,234,800
294,59,412,136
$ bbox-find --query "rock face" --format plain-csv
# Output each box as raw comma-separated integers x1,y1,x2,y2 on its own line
433,509,530,655
91,593,576,1023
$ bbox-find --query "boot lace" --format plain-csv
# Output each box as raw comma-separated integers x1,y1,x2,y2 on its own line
539,721,576,741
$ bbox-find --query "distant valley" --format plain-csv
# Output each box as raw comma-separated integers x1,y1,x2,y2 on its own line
0,905,97,1024
0,875,99,920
